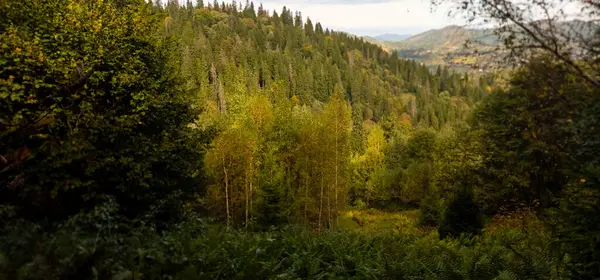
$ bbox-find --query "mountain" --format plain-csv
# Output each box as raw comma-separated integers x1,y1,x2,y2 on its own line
373,33,412,42
391,25,498,51
393,20,596,52
387,21,596,71
384,26,498,71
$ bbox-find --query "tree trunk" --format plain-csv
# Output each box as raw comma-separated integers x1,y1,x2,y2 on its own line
318,173,324,231
305,172,309,225
327,183,331,229
335,119,339,228
223,155,230,226
245,170,249,228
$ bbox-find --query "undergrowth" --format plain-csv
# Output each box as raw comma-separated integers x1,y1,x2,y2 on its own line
1,213,565,279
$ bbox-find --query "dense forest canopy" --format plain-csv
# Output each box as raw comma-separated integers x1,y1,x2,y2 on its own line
1,0,599,279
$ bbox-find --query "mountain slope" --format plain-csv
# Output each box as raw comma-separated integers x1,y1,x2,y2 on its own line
391,20,596,52
388,20,596,71
392,25,497,51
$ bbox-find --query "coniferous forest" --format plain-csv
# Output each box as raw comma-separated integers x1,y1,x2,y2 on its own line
1,0,599,279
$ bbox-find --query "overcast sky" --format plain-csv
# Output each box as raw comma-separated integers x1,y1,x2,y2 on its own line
172,0,588,37
256,0,461,36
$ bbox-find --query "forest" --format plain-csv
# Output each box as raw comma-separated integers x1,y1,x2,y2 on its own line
0,0,599,279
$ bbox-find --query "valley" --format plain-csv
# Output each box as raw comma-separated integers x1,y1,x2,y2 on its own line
368,20,597,73
1,0,599,279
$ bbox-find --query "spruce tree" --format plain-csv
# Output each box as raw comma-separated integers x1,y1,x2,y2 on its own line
438,187,483,239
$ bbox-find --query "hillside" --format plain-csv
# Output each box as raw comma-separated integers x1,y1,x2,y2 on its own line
5,0,600,279
387,25,499,71
1,0,493,242
384,21,596,71
393,25,492,51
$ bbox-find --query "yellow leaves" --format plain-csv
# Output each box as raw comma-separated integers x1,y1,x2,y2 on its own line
394,113,413,134
92,21,103,33
165,16,173,26
15,47,22,54
580,178,586,183
39,54,44,62
25,95,37,104
66,2,77,11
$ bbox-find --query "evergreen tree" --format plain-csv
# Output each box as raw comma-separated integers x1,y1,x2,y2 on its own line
438,187,483,239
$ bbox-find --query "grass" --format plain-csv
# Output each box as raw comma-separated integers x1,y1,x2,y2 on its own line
339,208,433,235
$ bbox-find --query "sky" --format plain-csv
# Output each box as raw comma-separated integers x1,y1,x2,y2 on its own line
257,0,459,36
172,0,589,37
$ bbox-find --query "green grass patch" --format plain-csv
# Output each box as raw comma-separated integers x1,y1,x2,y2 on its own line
339,208,433,235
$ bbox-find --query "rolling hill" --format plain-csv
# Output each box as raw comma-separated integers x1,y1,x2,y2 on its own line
373,20,597,72
391,25,498,51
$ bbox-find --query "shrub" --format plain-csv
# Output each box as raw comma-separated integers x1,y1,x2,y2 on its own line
419,194,445,226
438,187,484,239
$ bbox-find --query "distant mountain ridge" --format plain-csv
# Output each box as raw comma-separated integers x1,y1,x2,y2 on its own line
365,20,598,72
388,20,596,51
391,25,498,51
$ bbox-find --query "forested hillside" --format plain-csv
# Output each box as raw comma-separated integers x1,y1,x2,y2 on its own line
160,0,493,228
1,0,599,279
383,20,596,71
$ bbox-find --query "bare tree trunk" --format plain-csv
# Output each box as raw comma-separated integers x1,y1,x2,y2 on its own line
211,63,227,112
305,174,309,225
327,183,331,229
223,155,230,226
335,119,339,229
318,174,324,232
245,171,249,228
250,181,253,222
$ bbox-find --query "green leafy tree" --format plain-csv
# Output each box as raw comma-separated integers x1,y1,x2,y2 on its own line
0,0,203,227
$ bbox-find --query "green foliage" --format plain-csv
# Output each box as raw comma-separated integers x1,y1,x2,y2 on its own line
3,0,594,278
419,193,445,226
470,59,578,213
0,0,205,228
438,188,484,239
467,57,600,277
2,221,562,279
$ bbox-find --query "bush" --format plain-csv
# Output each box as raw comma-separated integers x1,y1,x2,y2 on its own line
419,194,445,226
353,198,366,209
438,187,484,239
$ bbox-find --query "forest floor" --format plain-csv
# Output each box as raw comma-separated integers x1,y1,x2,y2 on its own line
339,208,435,235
